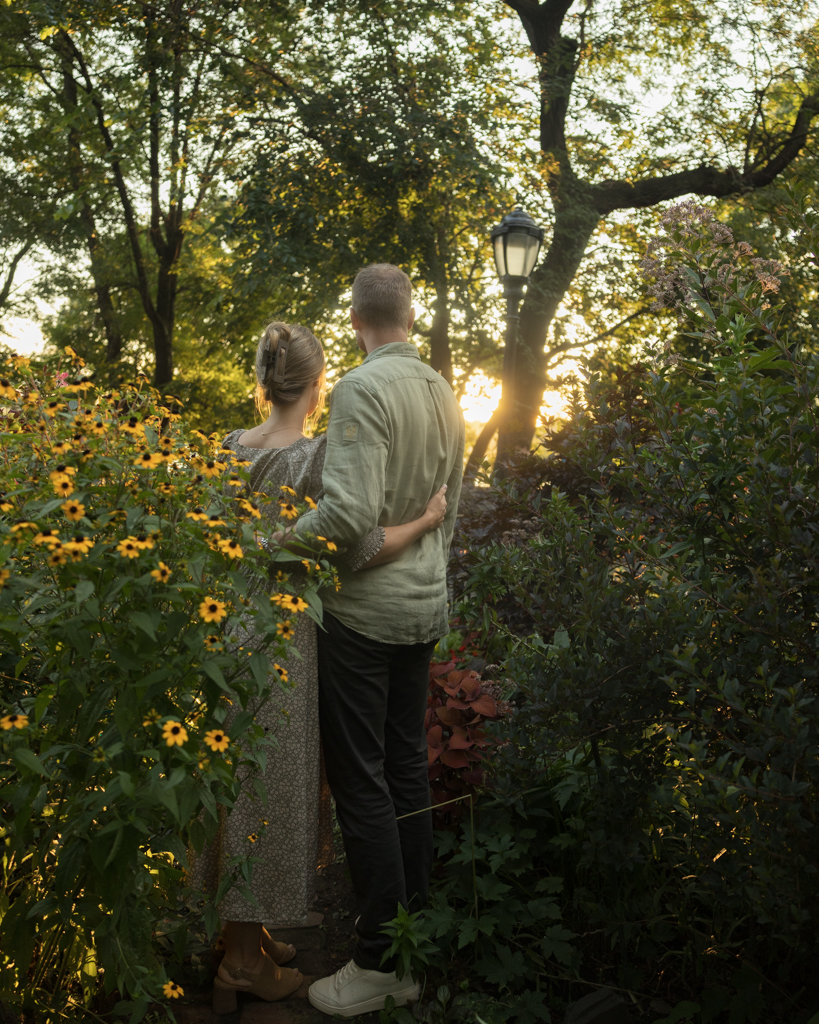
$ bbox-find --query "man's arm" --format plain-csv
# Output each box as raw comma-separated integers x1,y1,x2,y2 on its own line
295,379,389,549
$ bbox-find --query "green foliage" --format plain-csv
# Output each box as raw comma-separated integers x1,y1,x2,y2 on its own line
0,352,329,1020
440,199,819,1020
380,904,440,982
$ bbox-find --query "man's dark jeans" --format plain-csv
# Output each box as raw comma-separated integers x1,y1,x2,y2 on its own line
317,611,437,971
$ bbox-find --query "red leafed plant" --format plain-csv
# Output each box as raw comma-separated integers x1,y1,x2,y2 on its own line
425,663,508,825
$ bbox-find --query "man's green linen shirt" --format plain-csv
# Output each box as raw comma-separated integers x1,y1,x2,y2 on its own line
295,342,465,645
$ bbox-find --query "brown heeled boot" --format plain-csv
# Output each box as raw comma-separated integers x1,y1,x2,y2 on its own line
212,951,302,1014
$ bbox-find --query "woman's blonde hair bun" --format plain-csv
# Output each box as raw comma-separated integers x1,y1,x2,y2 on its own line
255,321,325,416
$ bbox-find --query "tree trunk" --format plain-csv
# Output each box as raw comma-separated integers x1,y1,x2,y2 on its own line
151,258,177,387
465,408,502,478
59,44,123,363
79,208,124,363
429,281,453,384
497,191,599,454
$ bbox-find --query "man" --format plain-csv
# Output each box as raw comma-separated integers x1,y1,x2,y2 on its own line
296,264,465,1017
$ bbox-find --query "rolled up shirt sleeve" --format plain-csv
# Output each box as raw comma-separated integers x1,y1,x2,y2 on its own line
295,380,389,549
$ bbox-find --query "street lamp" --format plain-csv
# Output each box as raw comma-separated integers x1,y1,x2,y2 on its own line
491,208,544,453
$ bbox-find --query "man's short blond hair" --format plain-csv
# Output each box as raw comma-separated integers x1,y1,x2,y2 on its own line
351,264,412,329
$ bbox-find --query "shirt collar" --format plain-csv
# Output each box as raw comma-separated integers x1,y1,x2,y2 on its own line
362,342,421,364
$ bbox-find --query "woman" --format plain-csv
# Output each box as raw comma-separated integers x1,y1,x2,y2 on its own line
205,322,446,1013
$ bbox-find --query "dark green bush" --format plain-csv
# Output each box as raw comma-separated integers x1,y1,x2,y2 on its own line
434,200,819,1023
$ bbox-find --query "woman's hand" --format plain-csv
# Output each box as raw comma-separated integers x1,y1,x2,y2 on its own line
422,484,447,531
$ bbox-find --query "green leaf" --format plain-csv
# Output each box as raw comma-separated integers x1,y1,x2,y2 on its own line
131,611,159,641
13,747,48,776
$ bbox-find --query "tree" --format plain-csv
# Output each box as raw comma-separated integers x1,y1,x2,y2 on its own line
491,0,819,456
0,0,304,385
232,1,527,391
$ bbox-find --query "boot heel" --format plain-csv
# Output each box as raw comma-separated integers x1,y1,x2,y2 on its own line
213,978,238,1015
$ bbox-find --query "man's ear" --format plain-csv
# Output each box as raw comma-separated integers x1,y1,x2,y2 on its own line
350,307,362,331
407,305,416,331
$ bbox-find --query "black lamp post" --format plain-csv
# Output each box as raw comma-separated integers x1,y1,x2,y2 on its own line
491,207,544,453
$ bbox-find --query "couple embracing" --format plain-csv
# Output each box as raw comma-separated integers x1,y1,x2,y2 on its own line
200,264,465,1017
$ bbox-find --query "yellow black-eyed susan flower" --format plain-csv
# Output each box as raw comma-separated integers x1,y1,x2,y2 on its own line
301,559,315,572
203,635,222,649
163,981,184,999
11,521,38,534
279,594,309,613
33,529,61,547
304,495,317,510
200,460,223,479
162,720,188,747
204,729,229,752
150,562,171,582
133,451,161,469
80,448,93,463
157,482,175,496
49,464,77,483
0,497,13,512
157,448,174,464
48,548,68,567
89,421,106,436
269,593,286,606
24,389,39,405
51,440,72,455
279,503,298,520
217,539,243,559
120,417,143,435
45,400,64,415
275,570,289,583
238,499,261,519
273,663,289,684
247,833,258,844
276,620,295,641
317,536,338,552
280,485,297,497
199,598,227,623
142,708,162,727
64,535,94,557
0,379,16,400
226,474,243,488
62,500,85,521
53,478,74,498
133,534,155,550
186,507,208,521
1,712,28,730
206,514,226,528
117,537,141,559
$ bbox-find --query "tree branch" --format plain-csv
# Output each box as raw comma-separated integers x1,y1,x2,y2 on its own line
0,240,34,309
593,91,819,214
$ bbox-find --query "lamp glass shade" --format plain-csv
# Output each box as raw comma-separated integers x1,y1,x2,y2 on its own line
505,231,541,278
493,235,506,279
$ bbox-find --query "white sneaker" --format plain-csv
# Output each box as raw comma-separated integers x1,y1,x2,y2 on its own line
308,958,420,1017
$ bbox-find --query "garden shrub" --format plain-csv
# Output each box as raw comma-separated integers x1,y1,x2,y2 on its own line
433,202,819,1023
0,353,330,1022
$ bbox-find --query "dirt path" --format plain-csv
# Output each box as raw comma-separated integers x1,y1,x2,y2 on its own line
175,859,381,1024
